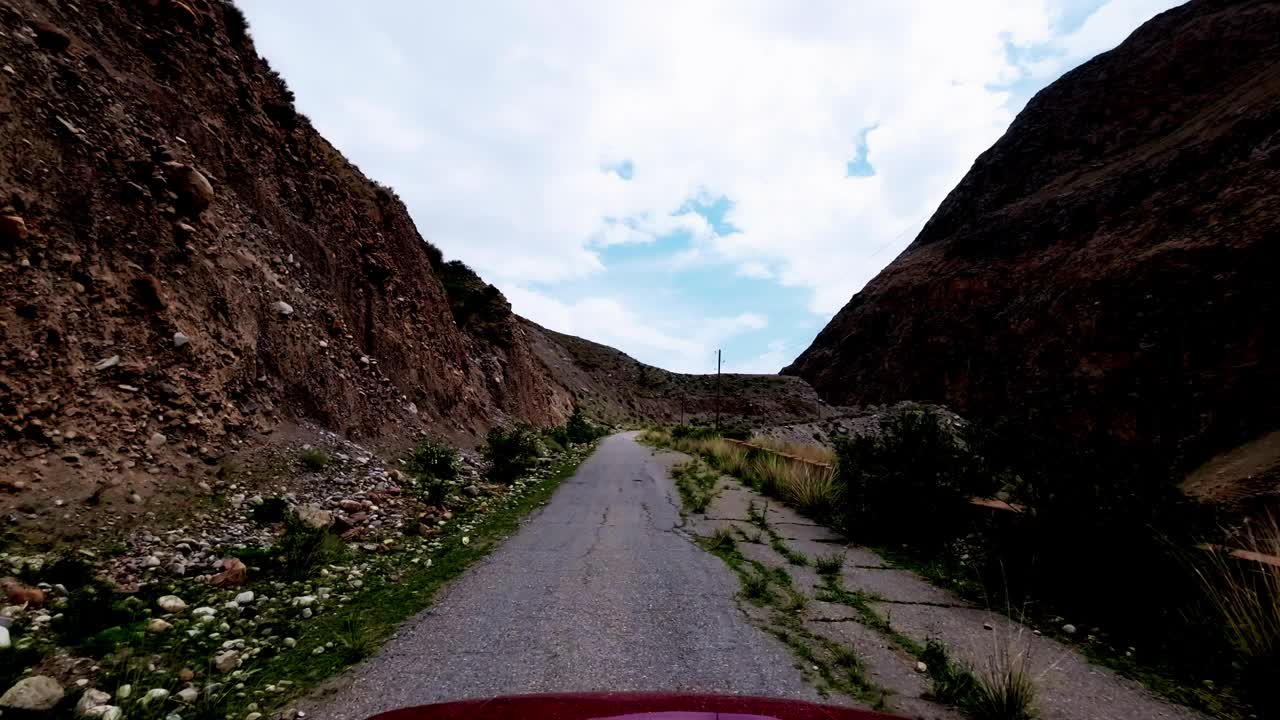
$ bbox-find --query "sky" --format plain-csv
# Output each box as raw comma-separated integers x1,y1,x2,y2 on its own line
236,0,1183,374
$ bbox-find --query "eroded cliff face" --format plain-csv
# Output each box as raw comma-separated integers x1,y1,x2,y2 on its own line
0,0,575,510
785,0,1280,465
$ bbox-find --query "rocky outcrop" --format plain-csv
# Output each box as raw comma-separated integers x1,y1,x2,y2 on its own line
785,0,1280,467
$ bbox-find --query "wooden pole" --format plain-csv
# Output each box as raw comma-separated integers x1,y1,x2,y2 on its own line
715,349,722,431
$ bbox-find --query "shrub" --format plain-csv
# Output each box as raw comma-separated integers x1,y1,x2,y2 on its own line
298,448,332,471
1196,515,1280,713
833,406,993,546
55,581,147,649
484,425,542,483
406,437,459,481
565,405,604,444
277,516,346,579
223,2,250,44
672,424,717,441
251,496,289,524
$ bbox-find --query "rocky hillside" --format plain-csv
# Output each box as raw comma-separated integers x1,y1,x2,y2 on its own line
0,0,831,541
785,0,1280,470
523,319,830,427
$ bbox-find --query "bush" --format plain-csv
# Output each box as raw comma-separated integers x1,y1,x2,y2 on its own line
406,437,459,481
833,406,994,546
565,405,604,444
223,2,250,45
298,448,332,471
55,581,148,650
484,425,542,483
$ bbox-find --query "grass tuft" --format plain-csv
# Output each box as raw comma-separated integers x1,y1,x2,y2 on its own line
816,552,845,576
298,448,332,471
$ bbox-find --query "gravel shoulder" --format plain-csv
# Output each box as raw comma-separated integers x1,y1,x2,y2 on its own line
304,433,820,720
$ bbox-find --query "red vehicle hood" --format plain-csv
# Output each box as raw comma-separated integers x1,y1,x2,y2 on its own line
368,692,906,720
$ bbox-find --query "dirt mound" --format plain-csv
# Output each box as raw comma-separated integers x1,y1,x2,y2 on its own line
785,0,1280,469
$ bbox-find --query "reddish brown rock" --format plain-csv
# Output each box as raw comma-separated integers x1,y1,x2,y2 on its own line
208,558,246,588
785,0,1280,467
0,214,27,245
0,577,44,606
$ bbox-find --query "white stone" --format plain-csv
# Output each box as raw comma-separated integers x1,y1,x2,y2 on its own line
173,332,190,348
176,687,199,703
146,618,173,633
116,685,132,700
86,706,123,720
76,688,111,716
235,591,254,605
141,688,169,706
158,595,187,613
271,300,294,316
1062,623,1077,635
192,606,216,618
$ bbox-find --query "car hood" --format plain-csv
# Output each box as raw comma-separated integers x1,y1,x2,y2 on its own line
367,692,906,720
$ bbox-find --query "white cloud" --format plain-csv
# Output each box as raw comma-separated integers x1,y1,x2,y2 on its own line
505,285,766,374
732,339,793,374
239,0,1183,366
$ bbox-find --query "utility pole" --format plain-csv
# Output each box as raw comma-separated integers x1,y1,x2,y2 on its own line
714,349,722,431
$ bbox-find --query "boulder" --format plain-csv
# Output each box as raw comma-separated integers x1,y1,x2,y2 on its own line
0,214,27,245
294,505,333,530
0,577,44,606
213,650,240,673
0,675,64,711
158,594,187,613
161,162,215,214
209,557,247,587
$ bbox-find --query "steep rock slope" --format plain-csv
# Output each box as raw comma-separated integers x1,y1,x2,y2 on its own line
785,0,1280,466
0,0,574,510
524,319,829,426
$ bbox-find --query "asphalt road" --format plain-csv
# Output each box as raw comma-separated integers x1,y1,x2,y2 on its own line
308,432,816,719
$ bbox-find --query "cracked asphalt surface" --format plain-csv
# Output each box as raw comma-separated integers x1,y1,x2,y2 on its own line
307,432,818,719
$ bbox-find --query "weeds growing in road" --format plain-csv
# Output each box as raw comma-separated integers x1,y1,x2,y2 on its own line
767,528,809,566
672,460,719,514
741,570,773,604
969,632,1038,720
816,552,845,576
747,500,769,529
709,526,737,552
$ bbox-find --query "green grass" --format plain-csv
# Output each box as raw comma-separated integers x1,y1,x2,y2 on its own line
766,527,809,566
209,445,595,717
708,526,737,553
672,460,720,514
